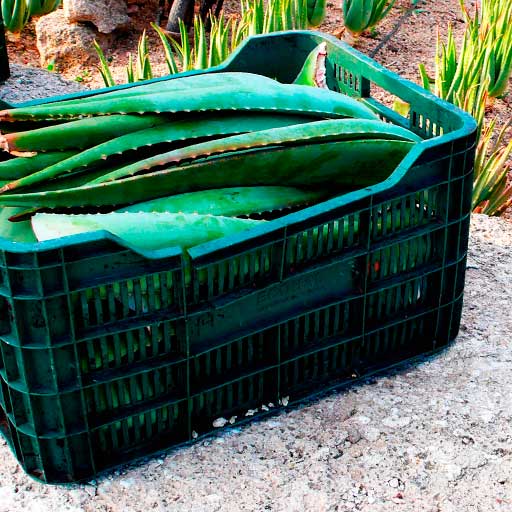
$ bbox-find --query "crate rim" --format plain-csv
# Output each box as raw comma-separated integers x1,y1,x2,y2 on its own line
0,30,478,259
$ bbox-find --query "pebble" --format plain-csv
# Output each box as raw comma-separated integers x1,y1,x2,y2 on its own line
212,417,229,428
346,426,362,444
382,416,411,428
119,478,136,489
388,478,400,488
361,427,381,442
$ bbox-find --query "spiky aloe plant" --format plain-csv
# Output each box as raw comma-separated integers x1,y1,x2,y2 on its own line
419,25,488,112
97,0,311,87
472,120,512,216
2,0,30,33
461,0,512,98
92,40,116,87
28,0,60,16
2,0,61,33
419,2,512,216
126,30,153,83
342,0,396,37
241,0,308,34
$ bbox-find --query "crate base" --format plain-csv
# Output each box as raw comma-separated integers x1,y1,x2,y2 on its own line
0,324,458,484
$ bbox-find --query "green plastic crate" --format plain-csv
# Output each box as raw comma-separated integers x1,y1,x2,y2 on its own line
0,31,476,483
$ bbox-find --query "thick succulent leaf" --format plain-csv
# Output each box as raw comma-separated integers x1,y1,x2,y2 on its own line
118,186,327,216
32,212,262,251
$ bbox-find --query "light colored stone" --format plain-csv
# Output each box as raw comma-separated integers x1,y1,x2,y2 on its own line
63,0,129,34
35,10,112,70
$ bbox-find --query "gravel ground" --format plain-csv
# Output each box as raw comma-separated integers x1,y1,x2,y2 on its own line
0,63,84,104
0,69,511,512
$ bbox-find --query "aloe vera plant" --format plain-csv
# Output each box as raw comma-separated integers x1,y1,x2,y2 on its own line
126,30,153,83
28,0,60,16
472,119,512,216
241,0,308,34
293,42,327,88
342,0,396,37
95,0,314,87
306,0,326,27
2,0,30,33
1,0,60,33
419,0,512,216
461,0,512,99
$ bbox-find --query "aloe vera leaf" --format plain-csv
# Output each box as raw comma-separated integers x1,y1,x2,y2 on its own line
194,17,208,70
0,207,37,242
0,151,79,181
0,139,414,208
28,0,60,16
6,72,278,113
293,42,328,88
0,81,378,122
0,114,166,153
343,0,373,34
93,40,116,88
1,113,314,193
92,119,420,184
118,186,327,216
306,0,326,27
2,0,30,33
32,212,262,250
152,24,179,75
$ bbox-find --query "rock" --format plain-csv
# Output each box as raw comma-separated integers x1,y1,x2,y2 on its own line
212,417,229,428
346,425,362,444
389,478,400,488
382,415,411,429
361,427,381,443
35,10,112,70
63,0,130,34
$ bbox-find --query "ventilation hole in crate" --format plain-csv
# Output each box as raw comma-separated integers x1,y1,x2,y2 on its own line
284,212,361,273
280,301,352,357
332,62,363,95
366,276,428,324
86,365,183,421
371,189,441,241
0,296,12,336
95,400,184,456
368,232,437,282
72,271,177,330
363,315,429,365
193,243,277,302
365,82,416,123
409,110,441,139
191,330,277,388
78,321,178,374
191,370,273,430
281,339,358,392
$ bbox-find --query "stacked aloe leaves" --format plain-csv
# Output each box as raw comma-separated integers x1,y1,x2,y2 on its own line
0,45,421,254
